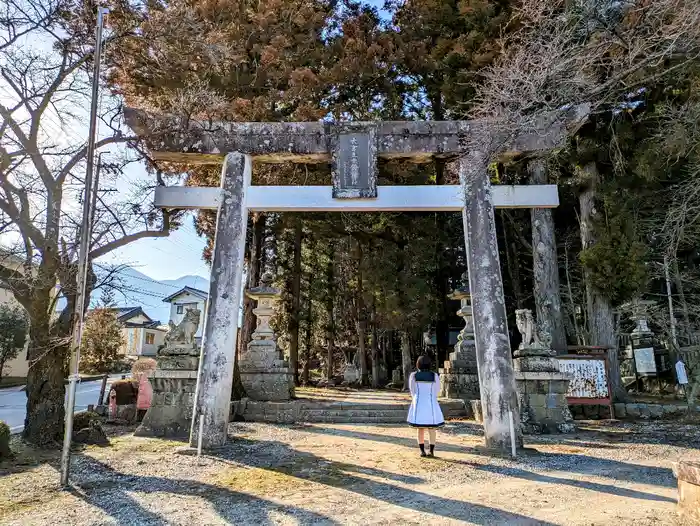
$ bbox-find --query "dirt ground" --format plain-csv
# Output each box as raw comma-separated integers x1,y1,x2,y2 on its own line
1,419,698,525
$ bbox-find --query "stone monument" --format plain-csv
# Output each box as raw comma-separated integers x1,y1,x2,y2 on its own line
239,272,294,401
439,273,480,405
513,308,575,434
135,308,201,438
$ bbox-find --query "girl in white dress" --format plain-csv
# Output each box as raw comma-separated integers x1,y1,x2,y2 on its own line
406,355,444,457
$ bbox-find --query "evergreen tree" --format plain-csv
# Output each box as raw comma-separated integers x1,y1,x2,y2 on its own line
0,305,28,379
81,309,125,374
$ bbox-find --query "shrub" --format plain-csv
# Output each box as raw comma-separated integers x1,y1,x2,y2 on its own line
132,358,157,377
0,420,11,459
81,309,125,373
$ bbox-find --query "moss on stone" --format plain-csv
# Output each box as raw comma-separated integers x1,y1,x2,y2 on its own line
72,411,101,431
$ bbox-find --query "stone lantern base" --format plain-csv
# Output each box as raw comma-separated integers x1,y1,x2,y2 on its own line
239,339,294,401
439,342,480,402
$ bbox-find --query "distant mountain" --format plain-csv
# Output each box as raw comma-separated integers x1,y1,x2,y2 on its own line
102,267,209,324
55,267,210,324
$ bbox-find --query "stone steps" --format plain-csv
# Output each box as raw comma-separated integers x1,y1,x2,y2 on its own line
231,398,470,424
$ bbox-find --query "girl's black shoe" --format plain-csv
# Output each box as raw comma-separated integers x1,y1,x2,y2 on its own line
419,444,427,457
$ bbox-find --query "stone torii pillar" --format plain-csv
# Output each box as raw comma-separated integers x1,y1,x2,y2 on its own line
126,106,588,452
460,150,523,449
190,153,250,447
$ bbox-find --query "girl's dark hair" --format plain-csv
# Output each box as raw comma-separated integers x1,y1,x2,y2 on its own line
416,355,432,371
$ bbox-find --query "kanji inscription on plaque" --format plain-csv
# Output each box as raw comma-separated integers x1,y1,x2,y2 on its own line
331,124,378,199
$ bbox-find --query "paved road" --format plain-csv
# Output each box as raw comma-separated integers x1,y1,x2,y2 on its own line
0,375,121,433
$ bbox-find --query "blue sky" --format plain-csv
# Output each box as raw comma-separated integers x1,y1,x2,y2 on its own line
100,159,210,281
101,219,210,281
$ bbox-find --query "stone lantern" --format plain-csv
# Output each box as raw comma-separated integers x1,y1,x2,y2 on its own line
239,272,294,401
439,272,480,402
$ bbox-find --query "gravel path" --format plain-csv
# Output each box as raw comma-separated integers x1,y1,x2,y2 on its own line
1,420,698,525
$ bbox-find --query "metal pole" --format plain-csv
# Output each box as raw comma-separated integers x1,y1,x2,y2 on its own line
90,153,103,230
664,253,679,350
60,6,109,488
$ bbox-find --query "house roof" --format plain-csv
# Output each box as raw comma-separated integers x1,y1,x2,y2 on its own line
124,320,164,330
98,306,153,324
162,286,209,303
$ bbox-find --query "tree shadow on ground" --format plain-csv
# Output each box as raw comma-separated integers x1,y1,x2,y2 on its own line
441,457,675,503
69,456,341,526
211,437,560,525
296,424,677,489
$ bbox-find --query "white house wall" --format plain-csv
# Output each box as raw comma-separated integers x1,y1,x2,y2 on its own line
140,328,165,356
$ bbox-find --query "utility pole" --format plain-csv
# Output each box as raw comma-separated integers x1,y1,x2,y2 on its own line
60,6,109,488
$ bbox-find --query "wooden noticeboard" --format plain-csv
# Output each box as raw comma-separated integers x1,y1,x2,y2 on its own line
559,348,615,419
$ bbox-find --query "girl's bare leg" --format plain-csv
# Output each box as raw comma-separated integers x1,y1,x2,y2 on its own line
428,429,436,445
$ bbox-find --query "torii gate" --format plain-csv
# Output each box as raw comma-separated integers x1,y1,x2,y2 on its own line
126,107,587,453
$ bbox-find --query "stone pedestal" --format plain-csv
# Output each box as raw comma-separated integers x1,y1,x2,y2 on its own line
343,363,360,384
391,368,402,386
240,339,294,401
514,347,575,434
135,342,200,439
440,276,480,402
239,273,294,401
673,460,700,525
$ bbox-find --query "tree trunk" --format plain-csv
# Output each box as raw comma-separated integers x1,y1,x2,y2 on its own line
529,159,567,352
325,244,336,381
302,303,312,386
382,332,389,374
23,252,74,446
370,297,380,388
355,240,368,386
401,331,412,391
501,214,525,309
288,216,303,385
672,259,692,344
579,162,626,402
24,308,67,445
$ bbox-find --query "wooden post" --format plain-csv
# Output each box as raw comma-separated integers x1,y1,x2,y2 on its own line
97,373,108,406
190,152,251,448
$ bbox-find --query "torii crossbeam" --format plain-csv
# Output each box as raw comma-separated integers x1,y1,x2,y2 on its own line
126,106,588,453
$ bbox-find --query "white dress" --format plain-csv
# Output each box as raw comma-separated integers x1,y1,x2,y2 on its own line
406,371,445,428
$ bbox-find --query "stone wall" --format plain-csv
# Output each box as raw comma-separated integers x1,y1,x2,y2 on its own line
568,402,698,420
613,402,698,420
